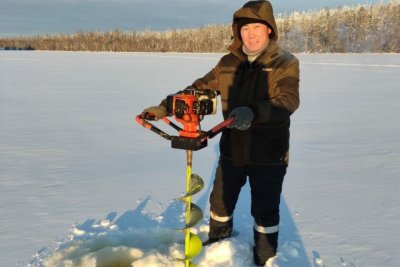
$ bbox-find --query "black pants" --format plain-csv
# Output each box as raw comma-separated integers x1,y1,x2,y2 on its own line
209,159,286,262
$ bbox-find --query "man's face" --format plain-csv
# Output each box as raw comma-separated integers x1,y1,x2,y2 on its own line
240,23,271,53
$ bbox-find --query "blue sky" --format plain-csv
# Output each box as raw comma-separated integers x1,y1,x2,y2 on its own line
0,0,388,36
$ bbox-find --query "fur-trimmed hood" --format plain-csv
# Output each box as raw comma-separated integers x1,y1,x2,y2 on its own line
229,1,278,52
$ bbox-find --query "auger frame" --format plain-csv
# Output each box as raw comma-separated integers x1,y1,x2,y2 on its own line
136,113,233,266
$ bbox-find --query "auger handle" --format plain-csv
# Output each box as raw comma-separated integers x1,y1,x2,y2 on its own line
135,113,173,141
136,113,234,145
196,117,234,142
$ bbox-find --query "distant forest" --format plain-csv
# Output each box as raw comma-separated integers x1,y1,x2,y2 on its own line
1,2,399,53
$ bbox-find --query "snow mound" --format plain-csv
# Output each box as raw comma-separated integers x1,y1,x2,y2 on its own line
29,216,255,267
28,201,308,267
32,219,183,267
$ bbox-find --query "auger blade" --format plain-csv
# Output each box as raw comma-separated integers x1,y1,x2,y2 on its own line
185,203,203,229
185,232,203,259
178,174,204,200
174,203,203,230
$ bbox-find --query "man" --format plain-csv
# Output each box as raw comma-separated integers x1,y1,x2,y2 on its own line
143,1,299,265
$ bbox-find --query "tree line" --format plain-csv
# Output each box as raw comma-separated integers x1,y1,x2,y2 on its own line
0,2,399,53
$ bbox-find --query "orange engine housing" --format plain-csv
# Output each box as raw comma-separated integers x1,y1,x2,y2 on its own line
172,94,202,138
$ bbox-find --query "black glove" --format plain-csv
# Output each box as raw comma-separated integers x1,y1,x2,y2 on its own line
142,105,167,121
228,106,254,130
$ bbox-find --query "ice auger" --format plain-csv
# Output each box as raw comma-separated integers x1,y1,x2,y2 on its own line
135,88,233,267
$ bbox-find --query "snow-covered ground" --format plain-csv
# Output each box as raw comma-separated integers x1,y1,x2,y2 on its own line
0,51,399,267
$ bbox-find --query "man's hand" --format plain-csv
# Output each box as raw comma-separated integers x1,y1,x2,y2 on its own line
228,106,254,130
142,106,167,121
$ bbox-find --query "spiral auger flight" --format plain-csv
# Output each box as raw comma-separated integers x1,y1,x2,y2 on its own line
179,151,204,266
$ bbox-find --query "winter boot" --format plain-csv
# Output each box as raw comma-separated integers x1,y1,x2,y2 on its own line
253,229,278,266
203,217,233,246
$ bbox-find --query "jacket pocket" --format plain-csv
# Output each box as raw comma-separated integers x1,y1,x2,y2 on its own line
250,125,289,164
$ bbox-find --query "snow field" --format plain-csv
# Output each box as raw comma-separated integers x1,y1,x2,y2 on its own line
1,51,399,266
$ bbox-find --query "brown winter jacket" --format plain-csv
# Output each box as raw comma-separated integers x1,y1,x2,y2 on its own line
190,1,300,166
